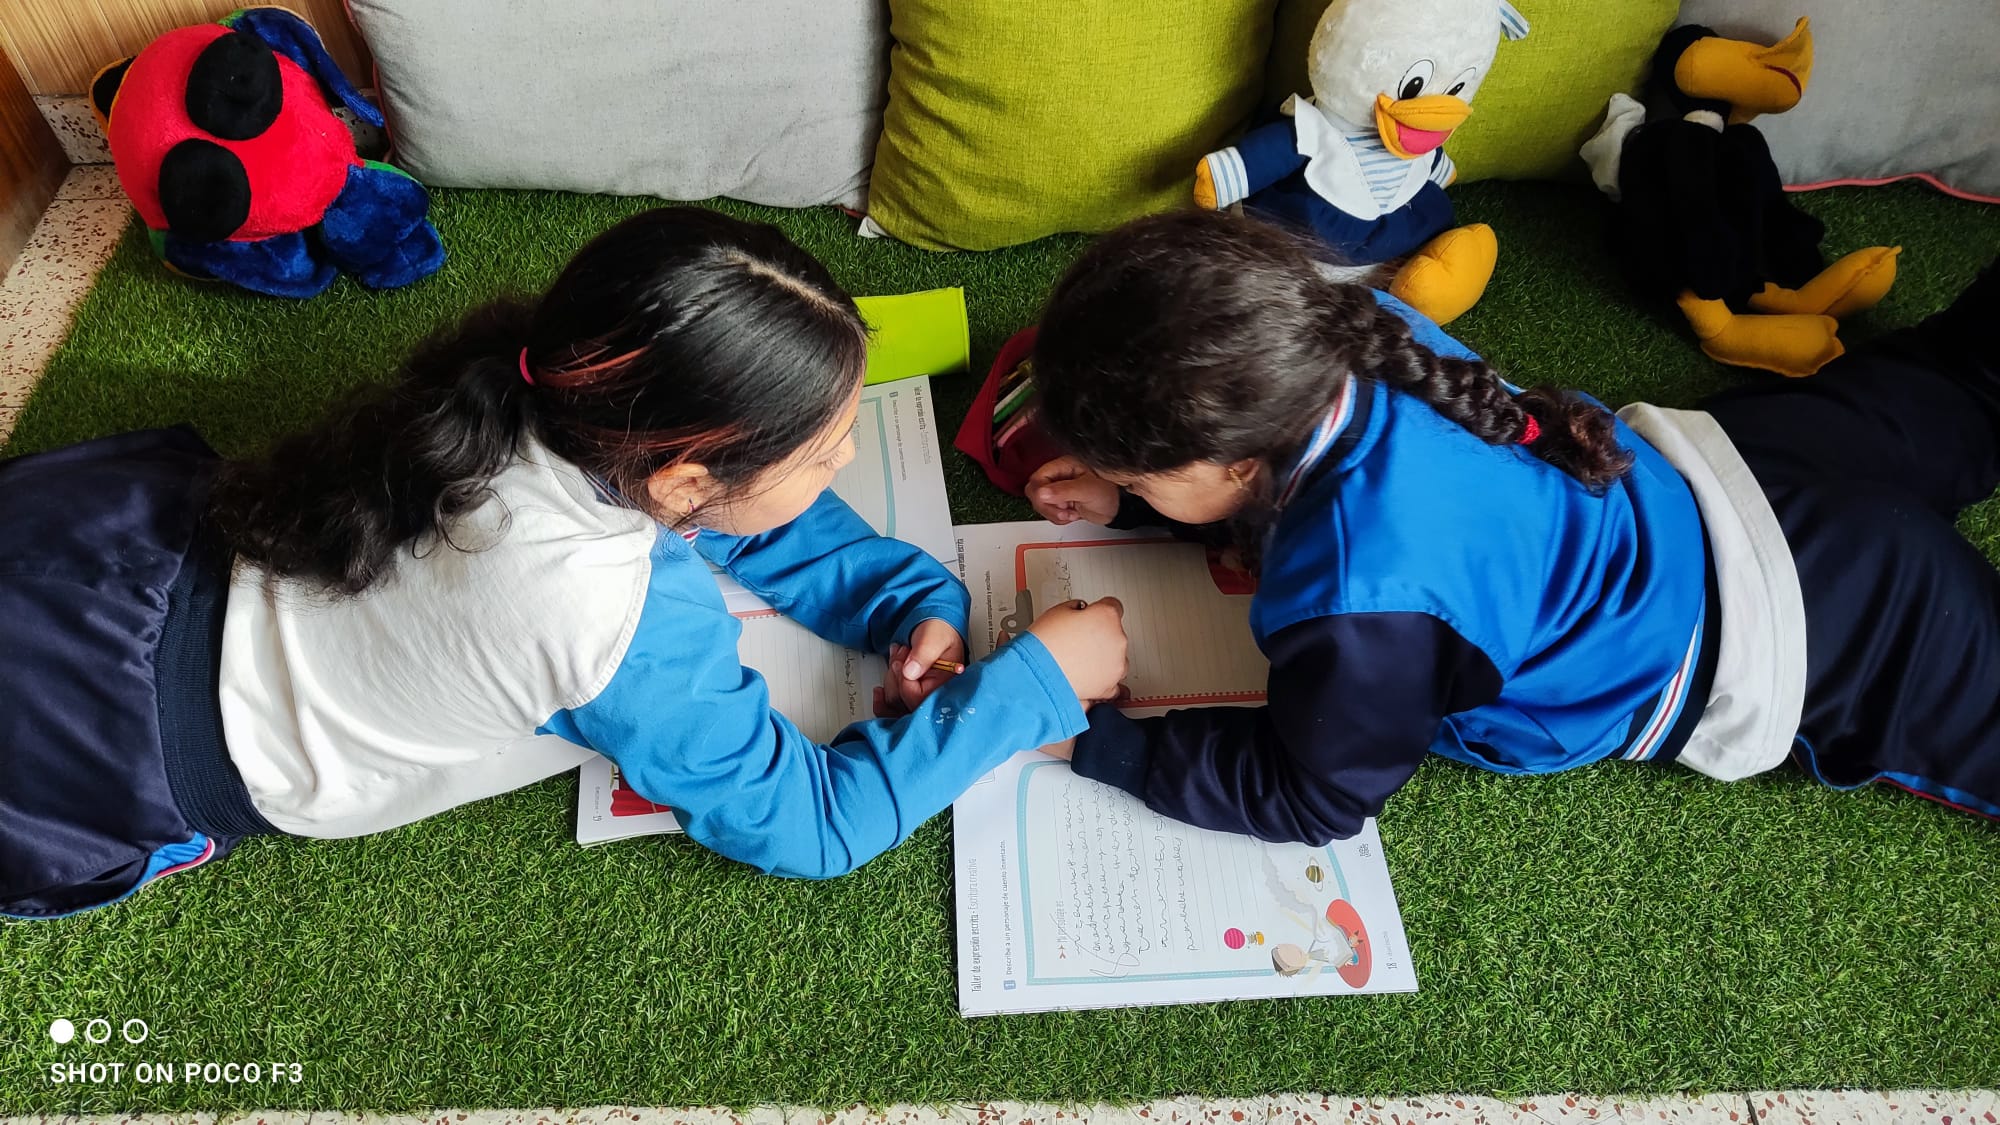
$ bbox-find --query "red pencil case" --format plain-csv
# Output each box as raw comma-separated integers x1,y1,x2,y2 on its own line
953,325,1064,496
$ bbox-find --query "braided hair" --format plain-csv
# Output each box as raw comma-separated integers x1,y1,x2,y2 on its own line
1032,210,1631,548
1324,278,1633,490
209,207,867,596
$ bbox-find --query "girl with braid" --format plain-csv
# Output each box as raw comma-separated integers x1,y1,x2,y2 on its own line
1025,208,2000,842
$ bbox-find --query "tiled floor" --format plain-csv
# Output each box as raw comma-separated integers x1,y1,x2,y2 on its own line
0,164,128,440
37,95,112,165
1,90,391,441
4,165,1997,1125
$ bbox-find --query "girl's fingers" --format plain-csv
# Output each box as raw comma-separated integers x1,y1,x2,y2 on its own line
903,624,965,681
897,675,930,711
1027,456,1087,491
896,668,954,712
1038,479,1097,507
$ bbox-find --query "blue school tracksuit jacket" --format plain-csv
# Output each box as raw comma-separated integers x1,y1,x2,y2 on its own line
2,432,1087,919
541,490,1089,879
1069,296,1712,844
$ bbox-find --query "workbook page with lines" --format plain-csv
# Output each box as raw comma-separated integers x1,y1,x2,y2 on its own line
1014,536,1267,706
951,520,1413,1014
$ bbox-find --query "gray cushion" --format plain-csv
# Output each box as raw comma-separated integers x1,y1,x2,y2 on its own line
346,0,888,207
1673,0,1999,199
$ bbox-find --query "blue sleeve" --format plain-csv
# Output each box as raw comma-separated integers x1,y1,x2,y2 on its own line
1237,120,1309,193
1200,122,1309,210
546,562,1088,879
694,489,968,652
1068,612,1500,843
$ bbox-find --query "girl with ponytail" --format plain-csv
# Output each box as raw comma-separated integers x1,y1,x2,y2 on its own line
1024,208,2000,841
1,207,1126,919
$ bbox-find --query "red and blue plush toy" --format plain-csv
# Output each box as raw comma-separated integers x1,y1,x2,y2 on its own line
90,7,444,298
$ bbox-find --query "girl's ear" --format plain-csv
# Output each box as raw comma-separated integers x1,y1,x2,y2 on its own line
1228,457,1264,489
645,463,716,517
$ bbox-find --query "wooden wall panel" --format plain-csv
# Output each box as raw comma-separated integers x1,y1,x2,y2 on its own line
0,0,372,95
0,36,67,274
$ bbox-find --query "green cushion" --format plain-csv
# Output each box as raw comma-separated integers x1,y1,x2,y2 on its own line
867,0,1278,251
1264,0,1677,182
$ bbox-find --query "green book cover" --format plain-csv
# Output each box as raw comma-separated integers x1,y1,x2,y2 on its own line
856,288,971,385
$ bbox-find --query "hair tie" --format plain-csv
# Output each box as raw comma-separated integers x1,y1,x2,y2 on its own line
1518,415,1541,445
517,348,537,387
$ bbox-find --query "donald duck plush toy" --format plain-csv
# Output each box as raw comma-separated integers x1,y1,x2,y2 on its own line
1194,0,1530,324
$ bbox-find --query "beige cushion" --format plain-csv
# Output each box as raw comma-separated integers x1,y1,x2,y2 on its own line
346,0,888,207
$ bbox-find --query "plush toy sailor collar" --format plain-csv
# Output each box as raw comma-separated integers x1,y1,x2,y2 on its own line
1280,94,1437,220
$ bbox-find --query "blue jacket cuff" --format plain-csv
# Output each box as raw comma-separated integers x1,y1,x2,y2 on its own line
1070,706,1150,797
989,633,1090,740
892,589,973,649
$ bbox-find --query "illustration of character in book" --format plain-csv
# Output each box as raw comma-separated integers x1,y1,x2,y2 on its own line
1324,899,1373,987
1257,853,1374,985
997,588,1037,644
1205,546,1257,595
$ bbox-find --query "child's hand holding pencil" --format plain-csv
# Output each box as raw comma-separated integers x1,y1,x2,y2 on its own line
873,618,969,717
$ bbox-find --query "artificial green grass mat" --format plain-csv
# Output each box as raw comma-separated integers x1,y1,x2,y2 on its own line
4,183,1999,1113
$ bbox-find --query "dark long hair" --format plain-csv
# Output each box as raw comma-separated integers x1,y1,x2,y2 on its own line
208,207,867,595
1032,211,1631,524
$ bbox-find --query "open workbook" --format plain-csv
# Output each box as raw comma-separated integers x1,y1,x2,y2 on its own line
949,521,1418,1014
574,376,955,845
570,401,1419,1014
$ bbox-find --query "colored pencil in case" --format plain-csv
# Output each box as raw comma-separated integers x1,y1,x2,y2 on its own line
992,366,1033,416
995,403,1038,448
998,357,1033,395
992,382,1036,427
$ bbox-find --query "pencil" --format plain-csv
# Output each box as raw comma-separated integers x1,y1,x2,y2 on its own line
991,379,1036,425
996,403,1039,447
997,357,1033,397
930,658,967,675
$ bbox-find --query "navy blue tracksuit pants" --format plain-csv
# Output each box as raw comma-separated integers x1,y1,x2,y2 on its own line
1704,262,2000,816
0,428,274,920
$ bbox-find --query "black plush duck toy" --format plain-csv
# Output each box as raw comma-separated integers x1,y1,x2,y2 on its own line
1581,18,1900,377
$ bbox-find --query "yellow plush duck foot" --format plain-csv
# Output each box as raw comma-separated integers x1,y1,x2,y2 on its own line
1677,291,1843,377
1749,246,1902,319
1390,223,1496,325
